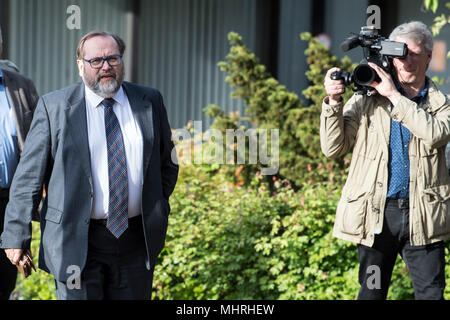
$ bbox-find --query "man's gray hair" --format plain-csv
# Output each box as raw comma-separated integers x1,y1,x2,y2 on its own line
389,21,434,52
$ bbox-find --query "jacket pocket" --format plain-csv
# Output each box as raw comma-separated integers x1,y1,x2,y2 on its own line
44,207,63,224
338,190,368,236
418,144,438,157
422,184,450,238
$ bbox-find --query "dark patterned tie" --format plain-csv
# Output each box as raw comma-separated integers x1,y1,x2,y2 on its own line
102,98,129,238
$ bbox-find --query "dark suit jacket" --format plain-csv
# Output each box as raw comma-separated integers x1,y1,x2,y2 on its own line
1,68,39,155
0,81,179,282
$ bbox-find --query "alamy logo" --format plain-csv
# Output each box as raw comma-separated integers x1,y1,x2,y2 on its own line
66,5,81,30
66,265,81,290
172,121,279,175
367,5,381,29
366,265,381,290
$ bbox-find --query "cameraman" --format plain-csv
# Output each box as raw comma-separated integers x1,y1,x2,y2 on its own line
321,21,450,300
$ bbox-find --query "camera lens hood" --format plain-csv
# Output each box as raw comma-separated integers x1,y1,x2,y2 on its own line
353,64,379,86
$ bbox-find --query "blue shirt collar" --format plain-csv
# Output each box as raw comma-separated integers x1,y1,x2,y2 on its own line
394,77,429,104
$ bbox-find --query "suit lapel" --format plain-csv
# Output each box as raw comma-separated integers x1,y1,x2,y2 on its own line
122,82,154,174
65,83,93,188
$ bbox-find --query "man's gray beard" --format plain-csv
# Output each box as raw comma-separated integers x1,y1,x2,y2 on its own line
84,70,124,98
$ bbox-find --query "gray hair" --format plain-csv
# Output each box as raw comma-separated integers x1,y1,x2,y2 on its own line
389,21,434,52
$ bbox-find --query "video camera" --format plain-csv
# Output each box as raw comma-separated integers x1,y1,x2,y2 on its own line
331,26,408,95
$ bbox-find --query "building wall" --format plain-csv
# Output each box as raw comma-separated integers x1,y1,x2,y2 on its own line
4,0,448,131
8,0,127,96
323,0,369,63
135,0,272,129
276,0,369,101
6,0,275,129
277,0,312,100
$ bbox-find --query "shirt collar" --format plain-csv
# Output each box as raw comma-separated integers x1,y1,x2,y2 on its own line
394,77,429,103
84,84,126,109
416,78,429,101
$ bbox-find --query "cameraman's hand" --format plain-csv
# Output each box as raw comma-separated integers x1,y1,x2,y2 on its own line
368,62,402,105
324,68,345,106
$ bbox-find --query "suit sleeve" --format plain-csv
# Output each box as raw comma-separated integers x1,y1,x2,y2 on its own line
0,97,51,249
157,91,179,200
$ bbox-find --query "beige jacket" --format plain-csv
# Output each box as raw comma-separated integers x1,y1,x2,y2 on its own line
320,79,450,247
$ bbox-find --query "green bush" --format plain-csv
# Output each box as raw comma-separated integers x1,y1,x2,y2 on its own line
210,32,357,188
153,162,450,300
152,163,359,299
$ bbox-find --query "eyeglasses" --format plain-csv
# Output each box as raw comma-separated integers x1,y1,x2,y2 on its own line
82,54,123,69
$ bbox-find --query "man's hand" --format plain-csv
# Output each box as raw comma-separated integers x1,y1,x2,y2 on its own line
324,68,345,106
5,248,23,266
368,62,402,105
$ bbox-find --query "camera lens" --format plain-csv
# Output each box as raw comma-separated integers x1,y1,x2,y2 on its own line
353,64,378,86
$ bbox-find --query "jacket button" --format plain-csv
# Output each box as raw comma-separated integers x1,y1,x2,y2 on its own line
378,182,383,187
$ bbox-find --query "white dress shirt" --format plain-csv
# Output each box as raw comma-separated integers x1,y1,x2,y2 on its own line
85,85,143,219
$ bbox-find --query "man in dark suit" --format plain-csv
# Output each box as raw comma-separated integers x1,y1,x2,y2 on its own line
0,31,178,300
0,29,39,299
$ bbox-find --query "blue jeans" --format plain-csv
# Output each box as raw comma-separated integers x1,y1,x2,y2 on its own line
357,199,445,300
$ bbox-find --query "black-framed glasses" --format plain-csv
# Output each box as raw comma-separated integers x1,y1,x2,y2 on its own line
83,54,123,69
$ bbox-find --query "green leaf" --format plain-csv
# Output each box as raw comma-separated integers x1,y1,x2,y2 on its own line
431,0,439,12
424,0,439,12
431,75,445,85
